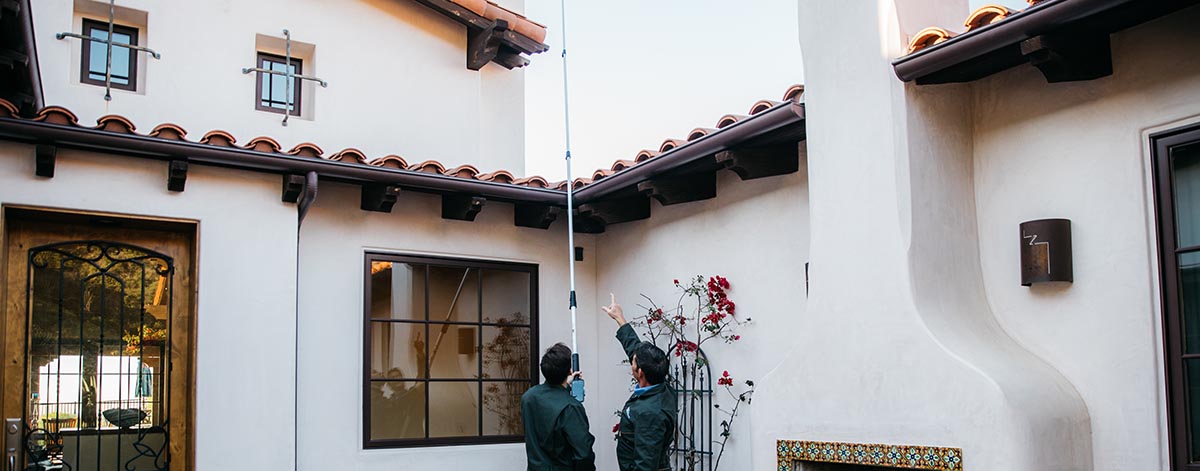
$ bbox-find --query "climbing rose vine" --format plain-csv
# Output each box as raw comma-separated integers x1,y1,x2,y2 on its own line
617,275,755,471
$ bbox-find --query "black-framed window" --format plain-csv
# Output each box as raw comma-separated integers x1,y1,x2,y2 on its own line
363,253,538,448
80,19,138,91
1153,122,1200,471
255,52,302,116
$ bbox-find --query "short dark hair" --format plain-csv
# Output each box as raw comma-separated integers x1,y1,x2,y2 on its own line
540,343,572,385
633,342,669,385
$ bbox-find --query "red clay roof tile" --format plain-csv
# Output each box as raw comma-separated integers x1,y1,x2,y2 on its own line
95,115,136,134
444,164,481,178
149,123,188,141
687,128,716,141
907,27,955,54
478,169,516,183
749,100,782,115
200,130,237,147
513,175,551,188
33,106,79,126
659,138,687,153
964,5,1013,31
409,160,447,174
0,99,18,118
591,169,614,181
287,142,325,158
715,114,745,129
369,155,409,169
782,84,805,102
245,136,282,153
610,159,637,172
329,148,368,164
634,150,659,162
483,2,547,44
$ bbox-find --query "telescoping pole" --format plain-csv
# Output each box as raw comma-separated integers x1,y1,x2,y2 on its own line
561,0,584,404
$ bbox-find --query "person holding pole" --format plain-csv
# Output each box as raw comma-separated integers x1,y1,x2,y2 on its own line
602,294,677,471
522,343,596,471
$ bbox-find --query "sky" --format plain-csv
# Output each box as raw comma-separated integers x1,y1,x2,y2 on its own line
521,0,804,181
521,0,1028,181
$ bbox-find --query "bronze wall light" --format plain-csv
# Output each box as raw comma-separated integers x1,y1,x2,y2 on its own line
1020,218,1073,286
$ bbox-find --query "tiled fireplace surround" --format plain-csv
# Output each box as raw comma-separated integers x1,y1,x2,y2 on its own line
777,440,963,471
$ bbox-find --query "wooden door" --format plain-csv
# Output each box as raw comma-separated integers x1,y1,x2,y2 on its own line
1,208,194,471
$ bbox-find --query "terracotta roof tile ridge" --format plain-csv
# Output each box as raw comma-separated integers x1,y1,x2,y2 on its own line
329,148,368,164
634,150,660,162
33,106,79,126
287,142,325,158
659,138,687,153
149,123,188,141
906,26,957,54
0,98,18,118
687,127,717,141
513,175,551,188
444,164,481,179
244,136,283,153
369,154,409,169
477,169,516,183
749,99,783,115
94,114,136,134
610,159,637,172
409,160,447,174
964,4,1015,31
200,130,238,147
782,84,805,102
715,114,746,129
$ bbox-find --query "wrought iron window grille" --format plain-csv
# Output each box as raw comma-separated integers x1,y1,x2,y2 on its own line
242,29,327,127
56,0,161,101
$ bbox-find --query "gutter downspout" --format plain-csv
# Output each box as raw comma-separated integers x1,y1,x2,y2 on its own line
294,171,316,471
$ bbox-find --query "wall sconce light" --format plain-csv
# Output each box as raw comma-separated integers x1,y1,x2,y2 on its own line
1020,218,1072,286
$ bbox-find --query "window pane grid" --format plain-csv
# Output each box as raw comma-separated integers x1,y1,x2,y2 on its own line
365,255,536,447
79,19,137,91
255,53,301,116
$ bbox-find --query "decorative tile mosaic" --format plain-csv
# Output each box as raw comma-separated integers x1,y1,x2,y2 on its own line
777,439,963,471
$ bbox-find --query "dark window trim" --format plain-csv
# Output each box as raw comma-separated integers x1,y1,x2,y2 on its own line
254,52,302,116
79,18,138,92
1152,122,1200,471
362,252,538,449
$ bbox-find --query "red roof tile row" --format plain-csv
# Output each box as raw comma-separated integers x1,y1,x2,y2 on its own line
0,83,803,192
905,2,1043,54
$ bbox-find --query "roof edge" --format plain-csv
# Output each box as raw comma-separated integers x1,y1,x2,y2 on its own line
891,0,1123,82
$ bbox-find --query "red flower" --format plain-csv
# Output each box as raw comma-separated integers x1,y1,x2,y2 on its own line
673,279,679,285
612,423,620,433
718,370,733,386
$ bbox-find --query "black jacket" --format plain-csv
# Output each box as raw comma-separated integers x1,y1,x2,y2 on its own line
614,323,677,471
522,382,596,471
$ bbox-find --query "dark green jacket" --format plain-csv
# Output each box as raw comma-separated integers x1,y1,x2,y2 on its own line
615,323,677,471
522,382,596,471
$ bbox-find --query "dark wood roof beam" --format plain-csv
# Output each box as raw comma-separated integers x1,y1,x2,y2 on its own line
361,184,401,212
578,195,650,226
167,160,188,192
442,194,486,221
34,143,54,177
637,171,717,206
282,174,306,203
514,203,559,229
716,142,800,180
467,19,507,71
1020,31,1112,83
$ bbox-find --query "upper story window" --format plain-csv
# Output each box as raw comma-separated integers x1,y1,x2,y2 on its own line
255,53,302,116
80,19,138,91
364,253,537,448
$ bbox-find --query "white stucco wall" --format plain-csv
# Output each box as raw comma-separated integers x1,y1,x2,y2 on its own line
592,165,810,470
30,0,529,175
0,144,299,470
295,181,598,471
971,7,1200,470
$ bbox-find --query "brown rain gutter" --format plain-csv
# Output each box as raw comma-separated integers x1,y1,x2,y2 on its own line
574,100,806,202
891,0,1126,82
0,116,566,205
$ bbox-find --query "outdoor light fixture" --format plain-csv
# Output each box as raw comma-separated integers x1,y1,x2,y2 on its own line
1020,218,1072,286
